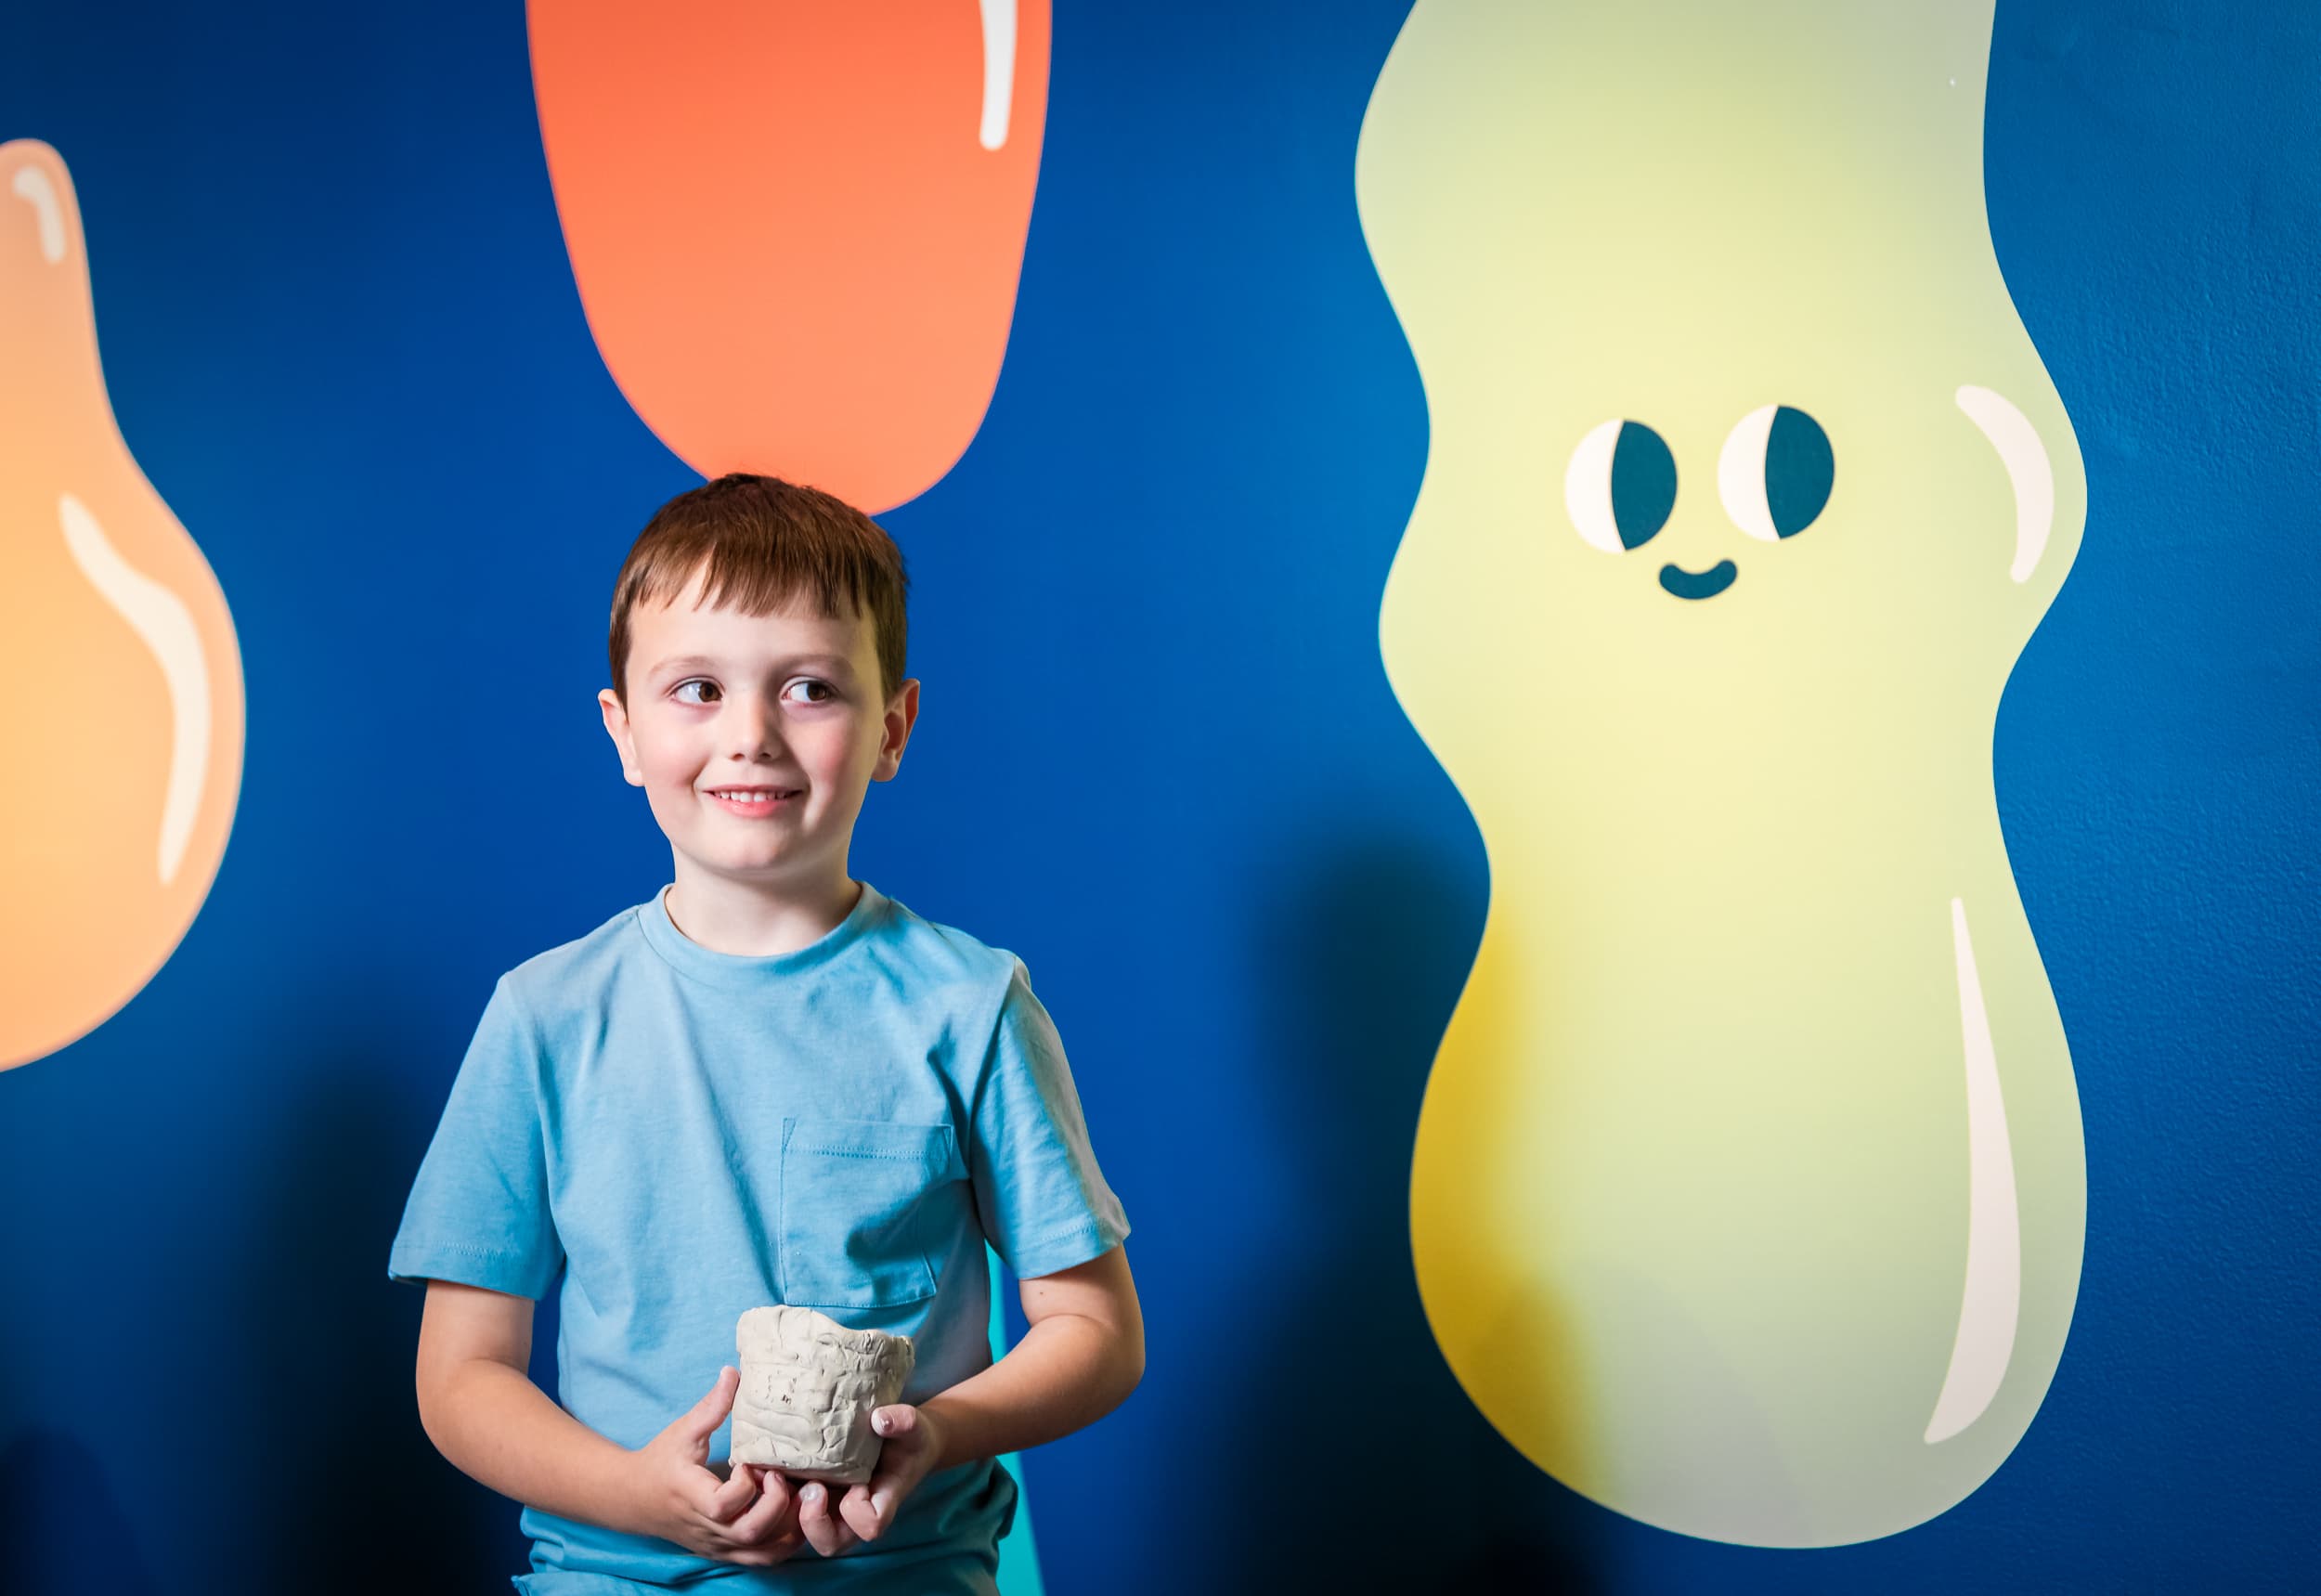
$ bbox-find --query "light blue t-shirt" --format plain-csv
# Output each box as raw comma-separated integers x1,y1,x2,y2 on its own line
387,880,1131,1593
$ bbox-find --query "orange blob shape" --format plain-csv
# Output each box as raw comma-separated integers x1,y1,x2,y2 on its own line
529,0,1051,513
0,140,247,1072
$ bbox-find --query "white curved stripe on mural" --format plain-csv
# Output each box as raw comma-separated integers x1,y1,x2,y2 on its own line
979,0,1018,150
1564,418,1627,553
1925,896,2022,1444
59,493,212,886
1955,385,2053,583
11,164,65,263
1717,403,1782,541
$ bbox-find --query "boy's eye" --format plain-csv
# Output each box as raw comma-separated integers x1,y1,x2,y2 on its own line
669,678,835,707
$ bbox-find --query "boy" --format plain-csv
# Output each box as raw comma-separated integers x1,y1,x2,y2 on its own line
388,474,1142,1593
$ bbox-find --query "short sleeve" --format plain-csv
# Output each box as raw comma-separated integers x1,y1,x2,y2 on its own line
386,973,564,1298
969,958,1131,1279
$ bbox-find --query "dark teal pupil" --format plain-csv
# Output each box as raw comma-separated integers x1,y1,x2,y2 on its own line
1764,407,1834,537
1609,422,1677,550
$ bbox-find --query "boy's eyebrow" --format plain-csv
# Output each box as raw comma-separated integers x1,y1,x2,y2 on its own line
648,653,857,681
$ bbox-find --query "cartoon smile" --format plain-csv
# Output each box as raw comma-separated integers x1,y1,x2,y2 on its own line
1658,560,1737,600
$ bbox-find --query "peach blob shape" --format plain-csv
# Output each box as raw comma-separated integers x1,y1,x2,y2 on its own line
0,140,246,1072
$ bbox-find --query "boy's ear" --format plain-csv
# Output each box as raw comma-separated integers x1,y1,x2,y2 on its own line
872,678,921,783
598,687,644,786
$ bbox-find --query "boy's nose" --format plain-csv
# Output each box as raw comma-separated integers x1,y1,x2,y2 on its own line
723,693,787,755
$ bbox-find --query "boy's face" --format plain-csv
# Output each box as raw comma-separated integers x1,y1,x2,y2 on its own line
597,569,917,897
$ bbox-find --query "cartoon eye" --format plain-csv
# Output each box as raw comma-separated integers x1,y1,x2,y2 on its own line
1718,404,1834,541
1566,419,1677,553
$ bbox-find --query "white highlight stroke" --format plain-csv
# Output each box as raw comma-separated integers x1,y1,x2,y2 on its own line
978,0,1018,151
12,164,66,263
1718,403,1782,542
60,493,212,886
1564,418,1627,554
1925,896,2023,1444
1955,384,2054,583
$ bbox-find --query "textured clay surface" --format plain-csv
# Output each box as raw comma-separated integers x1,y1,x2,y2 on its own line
730,1305,916,1485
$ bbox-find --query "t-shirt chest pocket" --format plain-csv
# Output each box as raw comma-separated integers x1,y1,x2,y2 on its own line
778,1116,966,1310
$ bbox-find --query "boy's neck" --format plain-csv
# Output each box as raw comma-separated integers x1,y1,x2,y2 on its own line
662,864,864,958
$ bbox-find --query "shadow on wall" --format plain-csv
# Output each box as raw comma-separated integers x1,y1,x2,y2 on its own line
0,1428,165,1596
225,1024,535,1591
1212,829,1618,1595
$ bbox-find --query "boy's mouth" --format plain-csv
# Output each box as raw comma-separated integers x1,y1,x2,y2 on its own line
704,786,800,815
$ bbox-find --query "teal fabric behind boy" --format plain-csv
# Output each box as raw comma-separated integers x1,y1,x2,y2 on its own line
390,879,1129,1591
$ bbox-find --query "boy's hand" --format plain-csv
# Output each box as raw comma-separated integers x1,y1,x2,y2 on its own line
628,1365,805,1565
797,1403,948,1557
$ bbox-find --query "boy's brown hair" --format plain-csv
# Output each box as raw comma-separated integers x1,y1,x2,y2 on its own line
608,474,909,707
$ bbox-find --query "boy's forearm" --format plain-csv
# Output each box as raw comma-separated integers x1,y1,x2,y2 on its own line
918,1312,1143,1473
422,1357,645,1536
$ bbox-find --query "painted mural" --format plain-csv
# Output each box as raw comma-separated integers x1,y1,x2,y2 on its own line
526,0,1048,512
0,139,245,1074
3,3,2315,1590
1355,0,2089,1546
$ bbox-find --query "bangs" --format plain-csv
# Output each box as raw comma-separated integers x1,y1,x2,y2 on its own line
608,474,908,703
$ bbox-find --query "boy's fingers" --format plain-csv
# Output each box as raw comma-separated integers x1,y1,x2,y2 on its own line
797,1481,829,1547
838,1481,883,1541
731,1468,796,1543
686,1366,740,1439
870,1404,915,1439
729,1525,807,1568
683,1479,739,1525
705,1460,758,1522
798,1481,860,1557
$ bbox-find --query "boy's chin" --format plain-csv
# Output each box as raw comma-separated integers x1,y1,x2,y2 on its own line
681,846,836,889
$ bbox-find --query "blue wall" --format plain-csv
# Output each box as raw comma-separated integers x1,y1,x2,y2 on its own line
1,3,2313,1590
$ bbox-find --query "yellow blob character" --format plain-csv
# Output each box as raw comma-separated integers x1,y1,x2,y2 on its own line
0,141,245,1071
1355,1,2086,1546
